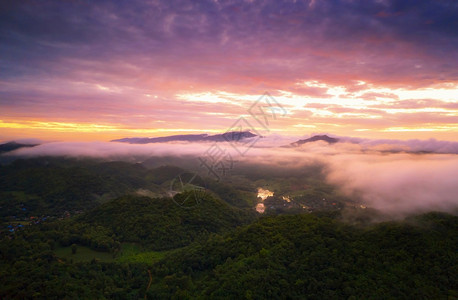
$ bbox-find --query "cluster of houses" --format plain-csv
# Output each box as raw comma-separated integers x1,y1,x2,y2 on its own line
2,215,49,236
1,207,84,237
256,187,347,214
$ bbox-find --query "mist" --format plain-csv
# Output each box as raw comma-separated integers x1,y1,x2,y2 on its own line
325,153,458,216
3,136,458,216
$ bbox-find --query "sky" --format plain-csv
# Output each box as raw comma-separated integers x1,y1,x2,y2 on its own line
1,0,457,142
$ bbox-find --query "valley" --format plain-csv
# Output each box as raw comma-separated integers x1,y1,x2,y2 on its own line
0,155,456,299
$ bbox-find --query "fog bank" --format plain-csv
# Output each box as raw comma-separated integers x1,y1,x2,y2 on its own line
3,136,458,216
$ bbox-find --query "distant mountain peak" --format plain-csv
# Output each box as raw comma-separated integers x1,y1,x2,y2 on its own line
111,131,258,144
289,135,339,147
0,141,39,154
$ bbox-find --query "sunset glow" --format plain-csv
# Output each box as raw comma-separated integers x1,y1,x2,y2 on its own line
0,0,457,142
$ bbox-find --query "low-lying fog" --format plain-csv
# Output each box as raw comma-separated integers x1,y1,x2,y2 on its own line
4,135,458,217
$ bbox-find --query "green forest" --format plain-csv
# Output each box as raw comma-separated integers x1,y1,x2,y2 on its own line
0,158,457,299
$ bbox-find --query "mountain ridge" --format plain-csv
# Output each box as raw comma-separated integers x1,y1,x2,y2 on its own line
288,134,339,147
111,131,258,144
0,142,38,154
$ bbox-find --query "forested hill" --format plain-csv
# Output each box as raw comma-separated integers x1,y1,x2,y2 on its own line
70,193,256,251
148,212,457,299
0,210,456,299
0,158,154,216
0,157,257,220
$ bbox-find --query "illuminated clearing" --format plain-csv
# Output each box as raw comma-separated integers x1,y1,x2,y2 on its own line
257,188,274,201
255,203,265,213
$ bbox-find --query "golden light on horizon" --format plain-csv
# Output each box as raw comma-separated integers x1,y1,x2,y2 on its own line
0,81,456,142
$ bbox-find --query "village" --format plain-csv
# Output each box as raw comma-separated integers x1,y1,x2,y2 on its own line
255,187,347,214
1,207,83,237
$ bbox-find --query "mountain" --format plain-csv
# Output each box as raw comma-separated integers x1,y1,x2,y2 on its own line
289,134,339,147
111,131,258,144
0,142,38,154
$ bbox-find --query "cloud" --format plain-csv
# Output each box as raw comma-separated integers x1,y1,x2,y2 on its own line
373,99,458,110
2,0,458,91
338,136,458,154
326,153,458,216
4,134,458,216
4,141,213,158
359,92,399,101
0,0,457,141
